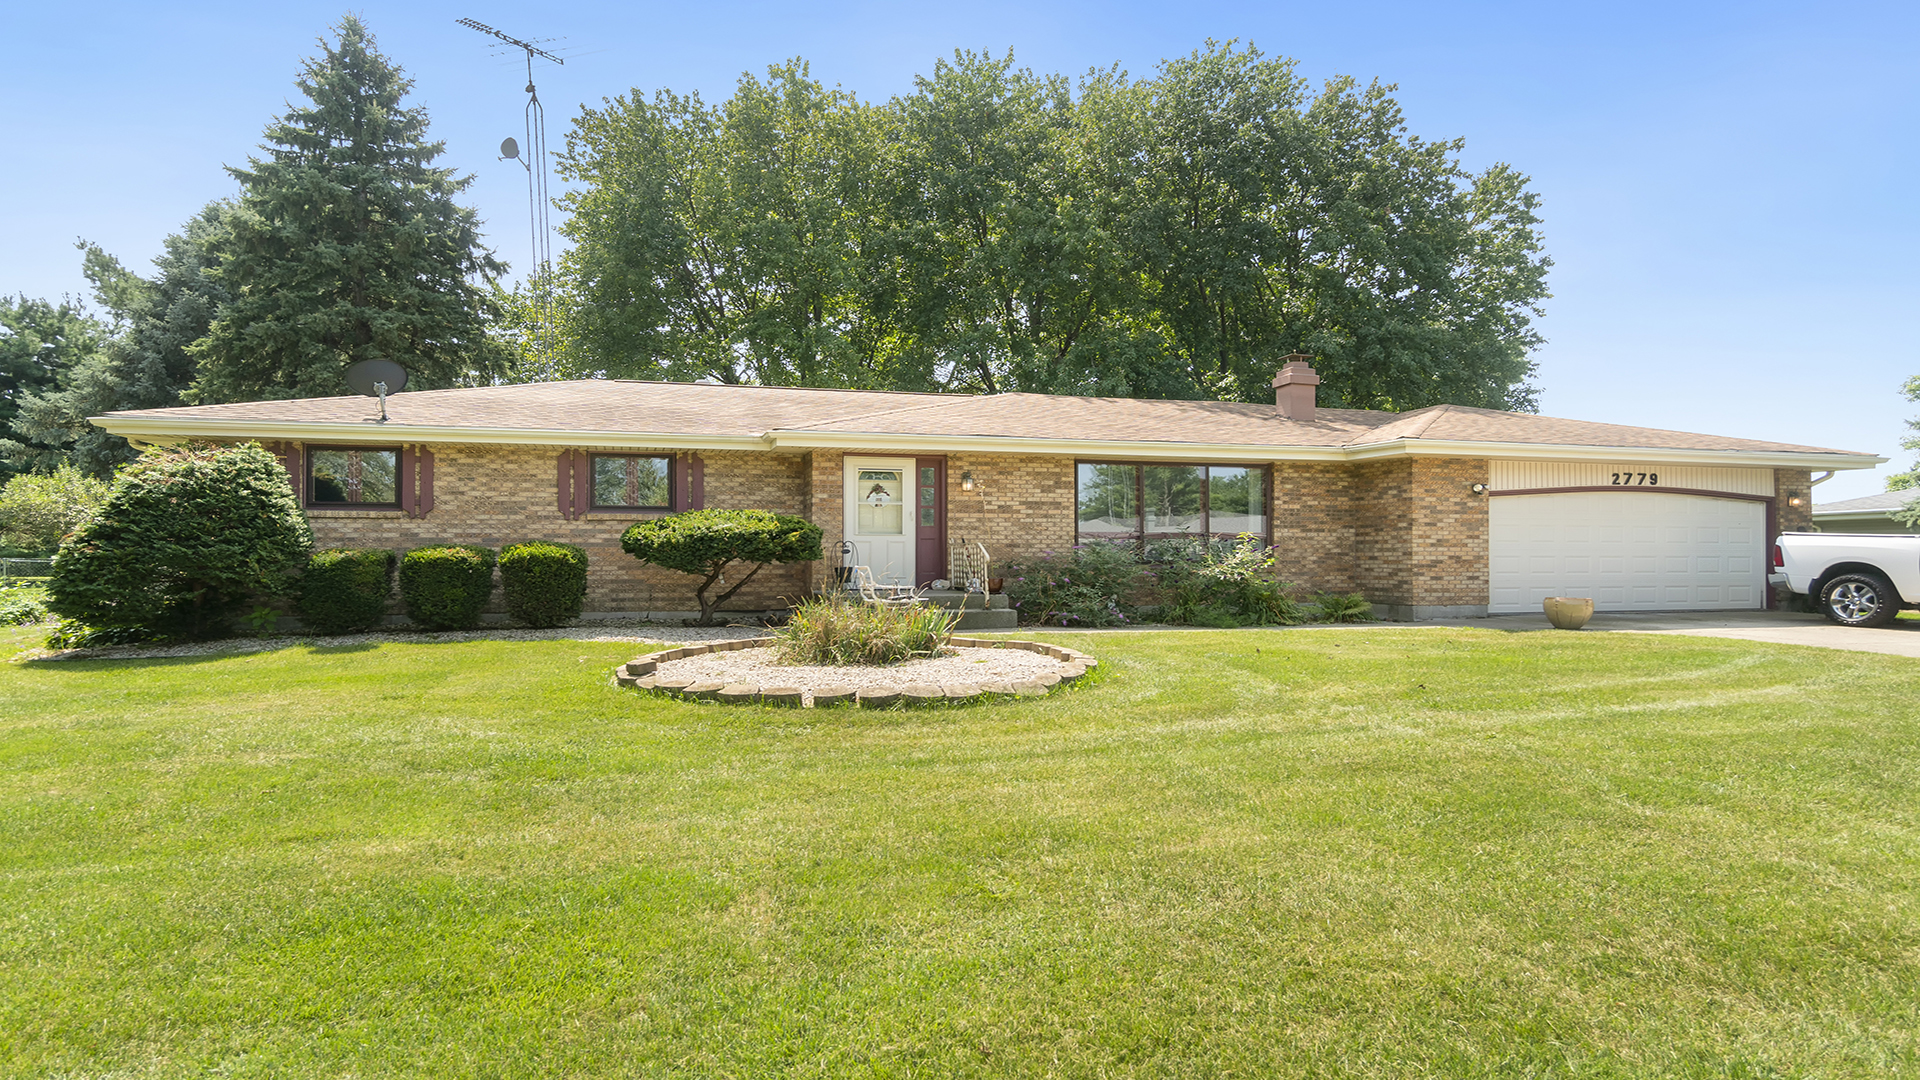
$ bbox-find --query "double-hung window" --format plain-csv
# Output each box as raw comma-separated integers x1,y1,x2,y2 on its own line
591,454,672,511
1076,462,1268,542
308,447,400,507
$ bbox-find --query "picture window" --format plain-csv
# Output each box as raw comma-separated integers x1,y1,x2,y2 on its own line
308,448,400,506
591,454,672,510
1076,462,1268,541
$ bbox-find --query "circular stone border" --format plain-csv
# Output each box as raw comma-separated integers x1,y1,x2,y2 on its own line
613,636,1097,708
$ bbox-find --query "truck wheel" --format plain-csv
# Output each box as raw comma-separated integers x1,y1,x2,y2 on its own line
1819,572,1900,628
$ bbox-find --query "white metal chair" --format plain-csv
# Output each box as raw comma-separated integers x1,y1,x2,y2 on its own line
851,566,926,608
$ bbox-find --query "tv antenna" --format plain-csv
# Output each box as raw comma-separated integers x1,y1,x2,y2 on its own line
457,18,563,369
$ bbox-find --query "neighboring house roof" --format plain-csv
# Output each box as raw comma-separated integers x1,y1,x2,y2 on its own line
94,379,1885,470
1813,490,1916,517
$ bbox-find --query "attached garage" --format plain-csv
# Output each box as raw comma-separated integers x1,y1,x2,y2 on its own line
1488,475,1770,614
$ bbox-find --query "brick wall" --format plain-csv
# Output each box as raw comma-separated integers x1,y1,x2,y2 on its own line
1407,457,1490,606
1774,469,1814,535
1349,459,1414,604
302,443,809,615
944,453,1077,571
291,439,1494,615
1270,461,1358,593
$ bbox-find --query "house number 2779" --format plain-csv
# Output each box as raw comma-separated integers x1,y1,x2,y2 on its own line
1610,471,1658,486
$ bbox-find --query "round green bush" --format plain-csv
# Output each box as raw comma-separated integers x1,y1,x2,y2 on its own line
296,548,395,634
399,545,495,630
499,541,588,628
46,442,312,641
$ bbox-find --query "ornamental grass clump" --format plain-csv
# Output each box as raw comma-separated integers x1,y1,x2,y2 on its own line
499,541,588,628
296,549,395,634
399,545,495,630
772,592,956,666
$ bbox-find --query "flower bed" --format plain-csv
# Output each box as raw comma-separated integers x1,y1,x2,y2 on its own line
614,636,1096,707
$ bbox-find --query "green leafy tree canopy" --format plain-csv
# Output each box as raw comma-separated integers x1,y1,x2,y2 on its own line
191,15,506,404
0,295,108,481
4,203,234,477
620,508,823,625
552,41,1550,412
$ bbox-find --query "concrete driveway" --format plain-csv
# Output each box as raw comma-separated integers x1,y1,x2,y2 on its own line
1463,610,1920,658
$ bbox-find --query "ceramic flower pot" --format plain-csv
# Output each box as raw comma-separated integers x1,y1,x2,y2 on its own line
1542,596,1594,630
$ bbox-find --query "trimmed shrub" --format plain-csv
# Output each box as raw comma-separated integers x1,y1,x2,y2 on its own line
772,592,955,665
621,509,823,626
399,545,496,630
499,541,588,628
1003,541,1139,627
296,548,395,634
46,442,312,641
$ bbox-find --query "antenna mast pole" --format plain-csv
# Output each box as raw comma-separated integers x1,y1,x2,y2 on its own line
457,18,563,371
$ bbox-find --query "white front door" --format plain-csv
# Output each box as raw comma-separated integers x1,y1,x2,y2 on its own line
845,458,916,587
1489,491,1766,613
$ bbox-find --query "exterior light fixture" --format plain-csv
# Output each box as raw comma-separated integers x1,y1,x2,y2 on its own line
1788,496,1803,506
1470,483,1489,496
961,471,976,492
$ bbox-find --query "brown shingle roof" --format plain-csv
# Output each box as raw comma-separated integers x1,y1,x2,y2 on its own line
97,378,1870,458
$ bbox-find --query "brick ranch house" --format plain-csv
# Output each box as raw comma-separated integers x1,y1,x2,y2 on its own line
95,361,1880,620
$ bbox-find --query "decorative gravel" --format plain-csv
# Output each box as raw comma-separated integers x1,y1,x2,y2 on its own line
18,620,780,663
655,644,1067,692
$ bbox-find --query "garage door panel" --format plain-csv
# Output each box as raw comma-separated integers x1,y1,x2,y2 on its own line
1489,491,1766,613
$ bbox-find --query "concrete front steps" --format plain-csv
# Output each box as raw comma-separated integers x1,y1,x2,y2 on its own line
921,590,1020,632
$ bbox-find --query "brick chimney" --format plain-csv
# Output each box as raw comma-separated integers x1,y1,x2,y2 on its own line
1272,355,1321,422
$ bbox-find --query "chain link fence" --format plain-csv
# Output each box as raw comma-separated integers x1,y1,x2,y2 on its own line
1,558,53,581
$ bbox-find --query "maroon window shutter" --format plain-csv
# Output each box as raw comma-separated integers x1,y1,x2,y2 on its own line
399,446,418,517
689,453,705,510
416,448,435,516
556,450,573,518
269,442,301,498
572,451,591,518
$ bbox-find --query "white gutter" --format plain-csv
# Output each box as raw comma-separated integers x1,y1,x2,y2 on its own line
95,414,1886,471
1339,438,1885,471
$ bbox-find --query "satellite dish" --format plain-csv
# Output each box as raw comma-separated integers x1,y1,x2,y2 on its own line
345,359,408,397
499,137,520,160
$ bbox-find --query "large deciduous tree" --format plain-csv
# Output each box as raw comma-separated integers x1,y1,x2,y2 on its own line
191,15,505,404
0,295,108,482
4,203,233,477
551,41,1550,412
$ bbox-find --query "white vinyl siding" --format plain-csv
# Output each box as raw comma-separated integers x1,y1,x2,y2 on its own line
1488,461,1773,497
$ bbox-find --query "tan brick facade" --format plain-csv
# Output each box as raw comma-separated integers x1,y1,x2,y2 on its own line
1774,469,1814,535
283,442,1819,621
301,444,811,616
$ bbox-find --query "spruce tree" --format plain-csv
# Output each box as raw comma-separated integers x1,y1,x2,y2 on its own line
191,15,505,404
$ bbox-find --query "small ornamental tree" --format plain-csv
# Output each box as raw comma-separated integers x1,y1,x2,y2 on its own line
46,442,312,640
620,509,823,625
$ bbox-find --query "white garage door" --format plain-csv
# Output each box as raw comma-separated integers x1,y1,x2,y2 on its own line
1489,491,1765,614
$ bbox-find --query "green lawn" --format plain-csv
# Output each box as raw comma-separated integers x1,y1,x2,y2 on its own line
1,625,1916,1078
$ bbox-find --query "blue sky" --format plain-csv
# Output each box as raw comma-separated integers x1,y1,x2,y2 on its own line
4,1,1915,499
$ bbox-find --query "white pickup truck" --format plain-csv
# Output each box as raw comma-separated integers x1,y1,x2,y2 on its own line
1772,532,1920,628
